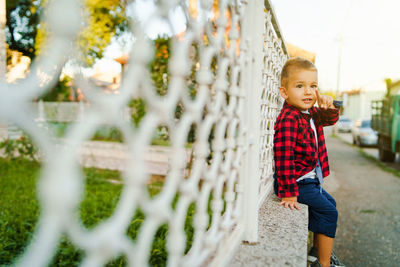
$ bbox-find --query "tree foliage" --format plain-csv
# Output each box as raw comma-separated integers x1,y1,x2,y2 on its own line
150,36,170,96
6,0,128,66
39,75,73,101
6,0,40,59
78,0,128,66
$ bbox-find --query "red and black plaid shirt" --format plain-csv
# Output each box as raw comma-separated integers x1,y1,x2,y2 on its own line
273,102,339,198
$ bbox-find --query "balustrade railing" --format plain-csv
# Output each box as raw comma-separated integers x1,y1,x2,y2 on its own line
0,0,288,266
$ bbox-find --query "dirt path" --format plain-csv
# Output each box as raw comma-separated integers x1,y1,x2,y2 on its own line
322,135,400,267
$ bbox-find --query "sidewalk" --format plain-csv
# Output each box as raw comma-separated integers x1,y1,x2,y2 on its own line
78,141,192,175
230,192,308,266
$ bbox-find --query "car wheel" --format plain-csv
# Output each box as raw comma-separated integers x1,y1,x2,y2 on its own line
359,140,364,147
356,137,361,146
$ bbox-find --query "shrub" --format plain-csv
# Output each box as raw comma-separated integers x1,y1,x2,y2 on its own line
0,135,38,162
39,75,75,102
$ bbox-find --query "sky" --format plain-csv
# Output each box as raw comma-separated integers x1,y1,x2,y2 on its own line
94,0,400,93
270,0,400,92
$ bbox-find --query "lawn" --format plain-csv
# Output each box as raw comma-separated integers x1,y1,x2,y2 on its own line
0,158,195,266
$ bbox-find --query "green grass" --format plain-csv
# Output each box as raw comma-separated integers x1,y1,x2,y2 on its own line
150,139,193,149
355,146,400,179
0,158,197,266
360,209,376,214
0,158,40,264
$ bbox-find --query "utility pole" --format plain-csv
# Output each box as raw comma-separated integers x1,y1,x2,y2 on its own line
333,34,342,135
336,34,342,99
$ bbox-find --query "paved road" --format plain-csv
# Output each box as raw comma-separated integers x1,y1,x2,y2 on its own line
323,132,400,267
336,131,379,158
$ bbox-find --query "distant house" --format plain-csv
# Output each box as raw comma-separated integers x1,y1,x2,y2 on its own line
341,83,386,121
6,50,31,83
89,65,121,94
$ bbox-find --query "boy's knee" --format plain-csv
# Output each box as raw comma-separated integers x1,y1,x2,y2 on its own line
322,190,336,207
327,208,338,223
330,197,336,207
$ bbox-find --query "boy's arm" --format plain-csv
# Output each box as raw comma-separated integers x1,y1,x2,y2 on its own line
315,89,340,126
274,117,299,198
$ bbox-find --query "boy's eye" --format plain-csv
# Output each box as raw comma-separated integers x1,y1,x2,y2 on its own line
311,85,318,89
296,84,303,88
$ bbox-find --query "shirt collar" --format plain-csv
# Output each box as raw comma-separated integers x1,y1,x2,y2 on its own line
283,101,315,121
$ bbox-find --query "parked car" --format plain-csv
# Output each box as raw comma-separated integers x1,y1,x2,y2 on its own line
352,118,378,146
337,116,353,133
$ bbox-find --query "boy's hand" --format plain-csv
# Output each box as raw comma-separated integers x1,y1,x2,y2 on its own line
279,196,300,210
315,89,335,109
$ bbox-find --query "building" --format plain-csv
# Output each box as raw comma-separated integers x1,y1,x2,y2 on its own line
341,82,386,121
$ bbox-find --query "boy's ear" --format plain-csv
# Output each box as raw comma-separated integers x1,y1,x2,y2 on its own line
280,87,288,99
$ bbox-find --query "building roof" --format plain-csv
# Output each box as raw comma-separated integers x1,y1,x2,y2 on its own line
285,42,316,63
114,54,129,65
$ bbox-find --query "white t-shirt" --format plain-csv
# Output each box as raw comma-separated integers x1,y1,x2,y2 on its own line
296,110,318,182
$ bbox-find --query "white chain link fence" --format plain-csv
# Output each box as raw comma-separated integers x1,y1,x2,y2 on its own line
0,0,288,266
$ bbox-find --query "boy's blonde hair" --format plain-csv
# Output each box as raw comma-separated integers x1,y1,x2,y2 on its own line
281,57,317,87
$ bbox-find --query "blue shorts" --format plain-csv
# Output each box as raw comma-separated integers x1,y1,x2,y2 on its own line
274,177,338,238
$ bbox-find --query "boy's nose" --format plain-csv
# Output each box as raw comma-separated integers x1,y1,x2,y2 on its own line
304,86,313,94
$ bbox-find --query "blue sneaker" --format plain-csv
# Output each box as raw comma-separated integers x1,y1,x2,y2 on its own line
310,259,335,267
330,251,345,267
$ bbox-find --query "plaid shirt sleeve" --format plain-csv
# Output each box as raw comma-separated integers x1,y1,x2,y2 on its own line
315,107,340,126
273,116,299,198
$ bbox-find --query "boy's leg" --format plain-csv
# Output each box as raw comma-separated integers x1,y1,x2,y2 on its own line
316,233,334,267
297,181,338,266
297,184,338,238
313,232,318,249
313,188,336,250
322,188,336,208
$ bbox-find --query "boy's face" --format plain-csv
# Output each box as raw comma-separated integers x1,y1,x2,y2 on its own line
280,68,318,111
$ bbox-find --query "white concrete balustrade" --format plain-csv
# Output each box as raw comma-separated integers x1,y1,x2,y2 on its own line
0,0,288,266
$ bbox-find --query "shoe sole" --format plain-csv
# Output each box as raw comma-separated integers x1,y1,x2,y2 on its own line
307,255,317,263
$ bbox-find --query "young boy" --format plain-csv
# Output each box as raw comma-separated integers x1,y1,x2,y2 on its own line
273,57,344,267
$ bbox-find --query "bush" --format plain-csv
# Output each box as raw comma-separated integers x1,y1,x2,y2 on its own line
91,126,123,142
39,76,75,102
0,135,38,162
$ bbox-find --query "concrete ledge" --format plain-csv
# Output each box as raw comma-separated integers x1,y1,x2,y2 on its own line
230,192,308,266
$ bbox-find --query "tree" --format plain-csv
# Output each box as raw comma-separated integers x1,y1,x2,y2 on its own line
6,0,128,66
1,0,7,78
6,0,40,59
385,78,392,98
77,0,128,66
39,75,74,101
